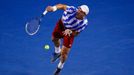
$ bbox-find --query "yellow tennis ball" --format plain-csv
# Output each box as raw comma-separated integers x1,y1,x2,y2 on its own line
44,45,50,50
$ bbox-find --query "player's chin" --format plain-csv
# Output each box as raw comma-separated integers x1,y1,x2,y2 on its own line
76,15,83,19
76,14,80,18
76,13,79,16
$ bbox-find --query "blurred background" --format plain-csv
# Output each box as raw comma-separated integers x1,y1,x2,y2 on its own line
0,0,134,75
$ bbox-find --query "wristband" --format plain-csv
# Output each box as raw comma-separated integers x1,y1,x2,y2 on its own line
52,6,57,11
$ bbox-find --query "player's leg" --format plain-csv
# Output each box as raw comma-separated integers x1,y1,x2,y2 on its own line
52,37,61,53
54,35,74,75
51,37,61,62
60,46,70,63
54,46,70,75
51,19,64,63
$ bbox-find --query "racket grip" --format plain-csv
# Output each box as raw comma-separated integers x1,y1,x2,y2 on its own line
41,10,47,18
43,10,48,15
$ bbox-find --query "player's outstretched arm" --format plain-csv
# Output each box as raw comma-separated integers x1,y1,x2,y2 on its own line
46,4,67,12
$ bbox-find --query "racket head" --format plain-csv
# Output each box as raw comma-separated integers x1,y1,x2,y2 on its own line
25,18,41,35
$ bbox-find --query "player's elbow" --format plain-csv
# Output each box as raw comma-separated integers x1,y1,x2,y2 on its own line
57,3,65,6
57,3,63,6
56,3,67,10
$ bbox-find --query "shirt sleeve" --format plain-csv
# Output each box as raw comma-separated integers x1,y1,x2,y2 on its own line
77,19,88,32
65,6,77,13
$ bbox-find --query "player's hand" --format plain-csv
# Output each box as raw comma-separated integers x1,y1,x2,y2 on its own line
73,31,79,37
46,6,54,12
63,29,72,36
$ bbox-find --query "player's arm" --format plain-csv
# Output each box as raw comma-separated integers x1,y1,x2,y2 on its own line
63,29,80,37
46,4,67,12
73,31,79,37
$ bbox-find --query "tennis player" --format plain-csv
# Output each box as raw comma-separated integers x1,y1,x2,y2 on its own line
46,4,89,75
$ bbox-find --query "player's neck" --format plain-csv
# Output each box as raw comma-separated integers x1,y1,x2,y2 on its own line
75,16,84,20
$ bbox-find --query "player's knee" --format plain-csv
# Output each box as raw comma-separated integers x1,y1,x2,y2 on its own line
52,37,58,42
61,51,68,61
52,38,58,43
51,37,55,42
61,54,67,62
62,53,67,58
60,46,70,62
61,49,68,55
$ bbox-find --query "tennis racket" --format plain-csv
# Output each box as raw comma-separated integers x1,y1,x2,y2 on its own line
25,10,47,35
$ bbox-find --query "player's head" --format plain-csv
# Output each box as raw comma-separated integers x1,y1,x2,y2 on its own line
76,5,89,19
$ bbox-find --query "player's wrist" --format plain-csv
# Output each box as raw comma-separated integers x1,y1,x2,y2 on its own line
52,6,57,11
66,29,72,34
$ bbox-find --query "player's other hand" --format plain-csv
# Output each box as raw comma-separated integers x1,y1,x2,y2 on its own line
63,29,72,36
46,6,54,12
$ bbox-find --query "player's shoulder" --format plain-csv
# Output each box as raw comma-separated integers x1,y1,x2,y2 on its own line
83,18,88,23
66,5,77,10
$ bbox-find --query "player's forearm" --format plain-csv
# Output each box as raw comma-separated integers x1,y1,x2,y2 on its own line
73,31,79,37
55,4,67,10
46,4,67,12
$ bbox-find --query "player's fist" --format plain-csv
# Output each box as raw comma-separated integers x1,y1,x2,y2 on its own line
46,6,57,12
46,6,54,12
63,29,72,36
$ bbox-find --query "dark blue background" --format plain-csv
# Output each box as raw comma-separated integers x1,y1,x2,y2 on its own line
0,0,134,75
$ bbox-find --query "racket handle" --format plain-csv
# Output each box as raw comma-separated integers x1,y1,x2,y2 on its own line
43,10,48,15
41,10,48,18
